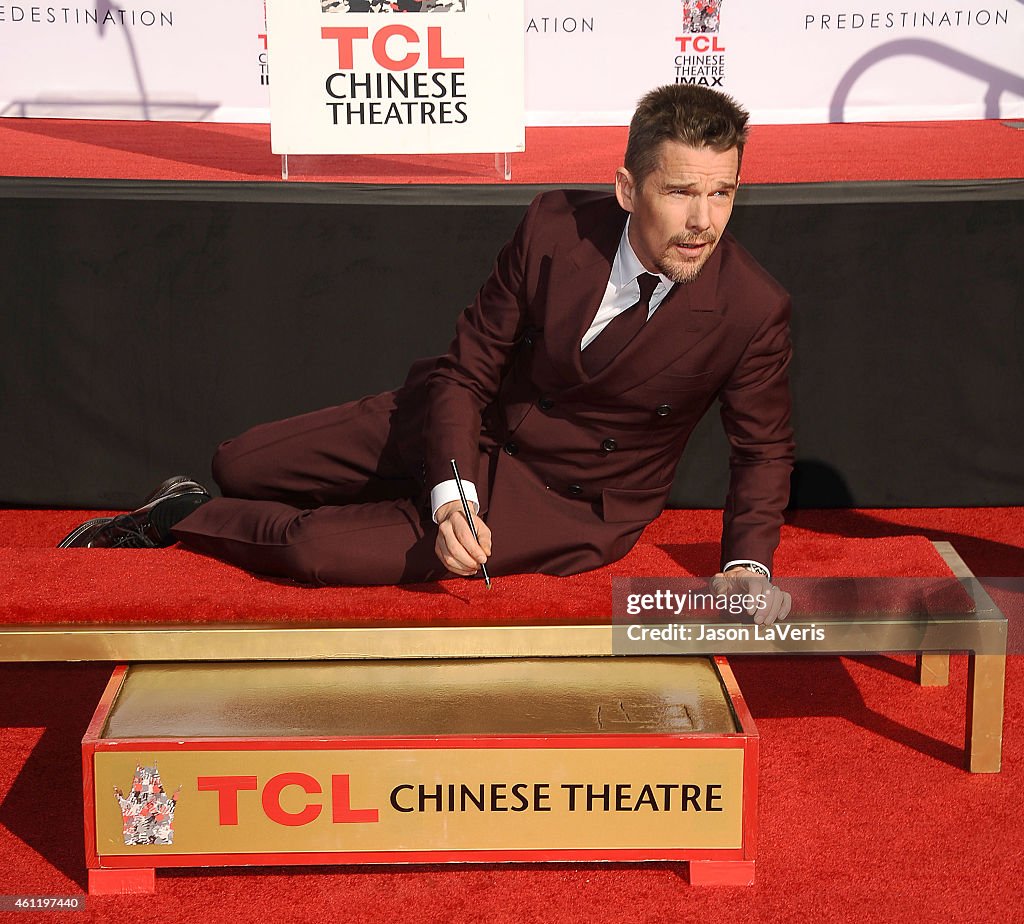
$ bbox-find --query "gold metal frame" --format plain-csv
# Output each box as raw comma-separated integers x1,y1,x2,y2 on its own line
0,541,1007,771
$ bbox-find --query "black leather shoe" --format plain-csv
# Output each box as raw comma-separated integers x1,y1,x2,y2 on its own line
57,476,210,549
57,516,116,549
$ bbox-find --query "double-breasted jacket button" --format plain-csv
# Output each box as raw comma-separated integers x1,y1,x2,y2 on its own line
538,397,554,411
567,483,583,496
656,404,672,417
601,438,618,452
503,441,519,456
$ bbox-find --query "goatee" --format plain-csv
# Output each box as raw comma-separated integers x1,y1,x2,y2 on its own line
657,232,717,284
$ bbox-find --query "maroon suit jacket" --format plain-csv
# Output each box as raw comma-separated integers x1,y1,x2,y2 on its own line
413,189,794,577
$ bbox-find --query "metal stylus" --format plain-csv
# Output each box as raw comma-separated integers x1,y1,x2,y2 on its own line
449,458,492,590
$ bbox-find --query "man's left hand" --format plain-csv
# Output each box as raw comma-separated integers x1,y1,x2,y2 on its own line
710,567,792,626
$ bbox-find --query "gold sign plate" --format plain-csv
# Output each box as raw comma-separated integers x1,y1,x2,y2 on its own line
94,746,745,856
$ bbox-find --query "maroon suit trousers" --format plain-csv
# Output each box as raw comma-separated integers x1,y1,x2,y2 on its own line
170,385,644,587
170,390,452,586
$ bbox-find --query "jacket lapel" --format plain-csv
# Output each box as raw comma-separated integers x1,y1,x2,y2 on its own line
543,201,626,385
574,240,726,397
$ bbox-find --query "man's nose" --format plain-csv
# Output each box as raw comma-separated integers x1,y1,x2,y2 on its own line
686,196,711,233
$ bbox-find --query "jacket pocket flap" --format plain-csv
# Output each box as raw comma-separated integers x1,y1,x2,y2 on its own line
656,369,714,388
601,483,672,524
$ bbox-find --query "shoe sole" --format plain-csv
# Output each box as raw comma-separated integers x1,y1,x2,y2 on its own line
134,478,210,519
57,516,115,548
141,475,208,507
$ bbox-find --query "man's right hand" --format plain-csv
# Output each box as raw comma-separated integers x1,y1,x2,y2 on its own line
435,501,492,576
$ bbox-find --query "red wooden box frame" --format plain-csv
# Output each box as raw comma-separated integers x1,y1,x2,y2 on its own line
83,656,758,893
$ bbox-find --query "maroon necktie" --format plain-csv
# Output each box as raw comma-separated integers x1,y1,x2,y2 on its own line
582,272,661,376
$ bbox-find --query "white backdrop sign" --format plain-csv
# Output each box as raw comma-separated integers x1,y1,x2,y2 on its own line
0,1,269,121
523,0,1024,124
264,0,525,154
0,1,1020,126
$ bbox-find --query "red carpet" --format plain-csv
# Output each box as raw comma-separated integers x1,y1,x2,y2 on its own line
0,507,1021,921
2,118,1021,184
0,509,987,628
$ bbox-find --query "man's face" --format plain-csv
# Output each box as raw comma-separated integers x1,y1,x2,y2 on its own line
615,140,739,284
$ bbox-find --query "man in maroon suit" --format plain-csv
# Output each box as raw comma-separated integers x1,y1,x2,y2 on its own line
60,85,793,624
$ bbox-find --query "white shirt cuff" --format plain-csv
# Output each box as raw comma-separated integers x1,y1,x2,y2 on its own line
723,559,771,581
431,480,479,524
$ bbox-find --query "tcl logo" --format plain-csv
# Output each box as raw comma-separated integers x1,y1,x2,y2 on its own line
197,774,379,827
322,25,464,71
674,35,725,52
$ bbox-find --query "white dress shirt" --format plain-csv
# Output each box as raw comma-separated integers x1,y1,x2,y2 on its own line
581,217,675,349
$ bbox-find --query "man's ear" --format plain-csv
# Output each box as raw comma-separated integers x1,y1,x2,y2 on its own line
614,167,636,213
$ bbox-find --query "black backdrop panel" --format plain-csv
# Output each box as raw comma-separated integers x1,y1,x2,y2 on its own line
1,186,1021,508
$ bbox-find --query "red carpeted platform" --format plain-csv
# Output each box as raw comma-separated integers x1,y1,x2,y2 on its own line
0,506,1020,921
0,508,1001,628
1,118,1021,184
